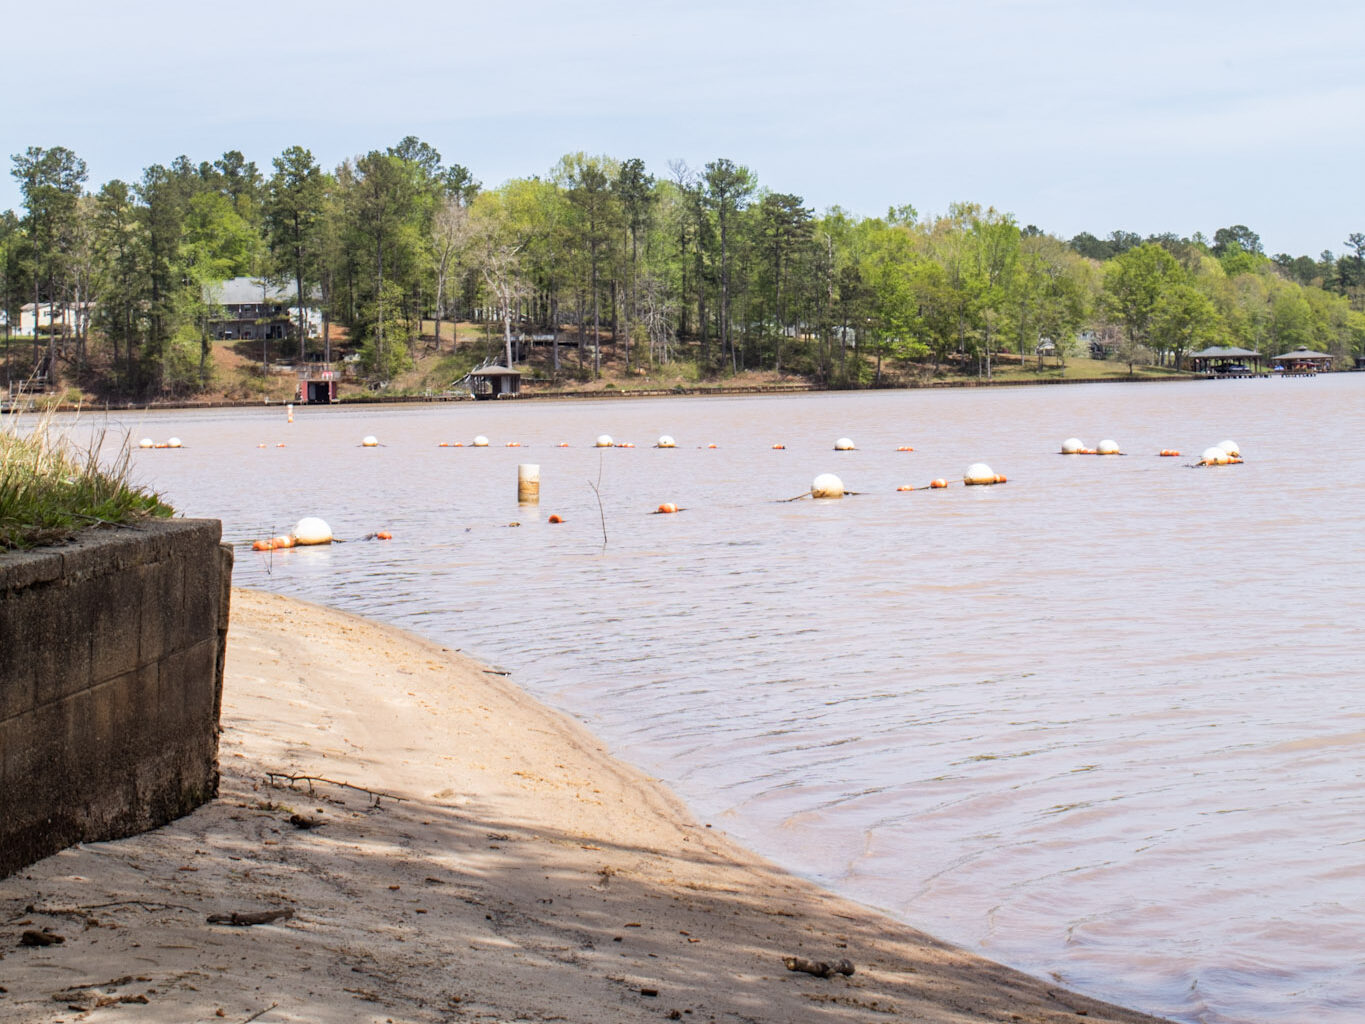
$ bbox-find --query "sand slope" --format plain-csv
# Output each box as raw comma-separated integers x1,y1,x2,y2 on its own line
0,589,1169,1023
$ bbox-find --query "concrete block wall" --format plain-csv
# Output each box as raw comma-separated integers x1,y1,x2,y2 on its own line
0,519,232,878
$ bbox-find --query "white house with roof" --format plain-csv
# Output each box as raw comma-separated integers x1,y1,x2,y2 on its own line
14,302,94,337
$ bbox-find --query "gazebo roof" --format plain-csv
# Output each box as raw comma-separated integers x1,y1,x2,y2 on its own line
1271,347,1331,361
1189,346,1259,359
469,365,522,377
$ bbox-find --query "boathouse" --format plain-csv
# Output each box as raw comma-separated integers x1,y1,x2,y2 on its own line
1187,346,1263,374
1271,347,1333,373
469,365,522,399
295,363,338,404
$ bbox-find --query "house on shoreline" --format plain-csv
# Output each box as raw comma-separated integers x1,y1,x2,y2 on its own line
1187,346,1263,374
204,277,320,342
1271,346,1334,372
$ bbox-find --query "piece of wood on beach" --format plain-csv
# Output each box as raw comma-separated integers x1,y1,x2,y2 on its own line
205,908,295,927
19,929,64,946
782,955,855,978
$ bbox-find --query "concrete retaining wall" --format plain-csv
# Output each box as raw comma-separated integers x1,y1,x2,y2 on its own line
0,519,232,878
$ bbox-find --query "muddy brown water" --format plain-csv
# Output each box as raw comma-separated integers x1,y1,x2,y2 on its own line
52,374,1365,1023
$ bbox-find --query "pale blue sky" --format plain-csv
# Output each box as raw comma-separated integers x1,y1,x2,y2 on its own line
8,0,1362,256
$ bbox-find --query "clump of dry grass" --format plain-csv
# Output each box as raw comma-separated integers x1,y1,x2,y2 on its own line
0,407,173,550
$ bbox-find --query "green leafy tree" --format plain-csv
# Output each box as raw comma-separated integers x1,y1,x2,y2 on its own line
341,151,423,378
703,158,756,373
754,192,813,372
861,222,928,383
1010,234,1092,367
265,146,325,360
558,153,620,377
1101,242,1186,364
1211,224,1262,257
136,160,200,393
614,157,655,370
966,206,1020,378
1148,283,1224,367
91,180,146,388
11,146,88,375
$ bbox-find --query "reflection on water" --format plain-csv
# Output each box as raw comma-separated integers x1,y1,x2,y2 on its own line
58,376,1365,1024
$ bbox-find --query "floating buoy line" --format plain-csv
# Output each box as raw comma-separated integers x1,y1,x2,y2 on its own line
226,428,1251,561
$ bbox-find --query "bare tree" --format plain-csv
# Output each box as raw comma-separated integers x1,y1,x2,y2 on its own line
430,197,472,352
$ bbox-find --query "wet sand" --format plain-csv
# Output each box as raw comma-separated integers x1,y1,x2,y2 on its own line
0,589,1170,1023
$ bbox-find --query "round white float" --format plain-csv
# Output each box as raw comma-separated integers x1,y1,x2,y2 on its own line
1096,439,1121,455
1061,437,1085,454
657,435,676,448
1201,446,1230,465
292,517,333,545
595,434,614,448
472,435,489,447
137,438,154,449
167,437,182,449
833,437,856,451
811,473,845,499
964,462,996,485
361,435,379,448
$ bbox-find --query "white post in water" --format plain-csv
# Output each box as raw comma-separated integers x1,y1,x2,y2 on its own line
518,464,540,504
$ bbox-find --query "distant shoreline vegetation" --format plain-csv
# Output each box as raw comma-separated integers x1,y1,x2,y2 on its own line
2,140,1362,403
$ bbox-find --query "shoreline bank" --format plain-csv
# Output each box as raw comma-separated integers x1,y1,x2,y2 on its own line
3,370,1209,415
0,589,1170,1023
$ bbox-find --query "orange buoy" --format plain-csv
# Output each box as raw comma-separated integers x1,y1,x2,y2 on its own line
896,446,915,452
272,535,295,549
657,502,678,514
251,539,271,551
557,441,570,447
896,484,915,492
257,443,267,448
994,474,1007,484
772,444,786,450
706,443,718,449
548,514,564,524
929,478,948,489
276,443,286,448
1080,448,1097,455
376,530,392,540
506,441,521,447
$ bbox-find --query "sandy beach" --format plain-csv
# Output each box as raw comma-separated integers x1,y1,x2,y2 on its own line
1,589,1169,1023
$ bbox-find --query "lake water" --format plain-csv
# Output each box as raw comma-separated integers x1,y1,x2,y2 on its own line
49,375,1365,1024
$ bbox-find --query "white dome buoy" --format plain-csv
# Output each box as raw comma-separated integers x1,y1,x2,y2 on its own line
361,435,379,448
472,435,489,447
292,517,333,545
167,437,182,449
595,434,614,448
811,473,845,499
656,435,676,448
1096,439,1121,455
138,437,154,449
964,462,996,485
1061,437,1084,454
1218,439,1240,457
1201,446,1230,466
834,437,856,451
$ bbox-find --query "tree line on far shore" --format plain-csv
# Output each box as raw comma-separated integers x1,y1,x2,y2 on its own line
4,139,1363,397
